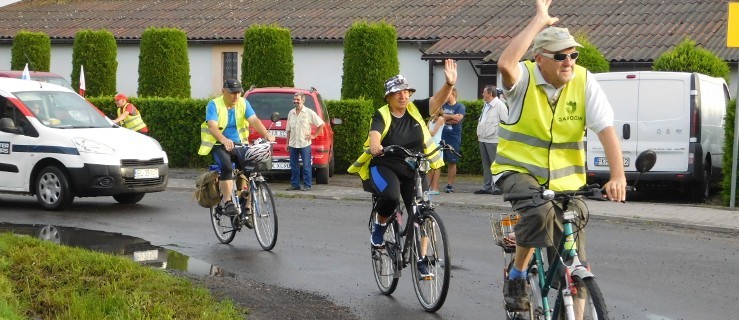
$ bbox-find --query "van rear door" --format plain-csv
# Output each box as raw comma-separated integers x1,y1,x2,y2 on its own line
637,72,690,172
587,73,639,173
588,72,690,174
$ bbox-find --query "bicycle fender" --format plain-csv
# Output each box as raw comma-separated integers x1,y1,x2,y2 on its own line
570,267,594,279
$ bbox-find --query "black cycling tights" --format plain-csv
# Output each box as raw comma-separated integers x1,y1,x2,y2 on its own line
212,145,234,180
369,165,427,218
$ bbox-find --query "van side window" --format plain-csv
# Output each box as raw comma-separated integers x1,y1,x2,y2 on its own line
0,97,38,137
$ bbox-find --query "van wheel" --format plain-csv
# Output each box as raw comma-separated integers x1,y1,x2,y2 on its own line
36,166,74,211
690,166,710,203
114,193,146,204
316,166,329,184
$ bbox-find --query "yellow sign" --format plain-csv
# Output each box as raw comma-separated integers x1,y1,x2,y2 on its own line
730,2,739,47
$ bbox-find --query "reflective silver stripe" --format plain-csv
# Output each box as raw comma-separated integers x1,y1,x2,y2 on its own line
201,141,215,148
424,139,442,163
499,127,550,148
494,153,549,179
553,141,584,150
238,127,247,134
428,150,442,163
498,127,584,151
201,127,210,133
551,165,585,180
497,153,584,181
350,149,373,168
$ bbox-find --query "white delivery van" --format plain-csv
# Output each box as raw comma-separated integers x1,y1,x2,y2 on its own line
0,77,168,210
587,71,731,202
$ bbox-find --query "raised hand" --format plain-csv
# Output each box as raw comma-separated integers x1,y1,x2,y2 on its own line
443,59,457,85
536,0,559,26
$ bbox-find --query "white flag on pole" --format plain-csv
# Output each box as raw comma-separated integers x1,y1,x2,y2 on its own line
21,63,30,80
79,65,86,97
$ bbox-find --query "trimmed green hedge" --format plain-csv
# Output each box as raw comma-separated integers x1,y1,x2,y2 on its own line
138,27,191,98
85,96,489,175
88,96,209,168
341,21,399,108
456,99,484,175
327,99,374,173
722,99,738,205
11,31,50,72
242,24,294,88
72,29,117,97
574,33,609,73
653,37,730,82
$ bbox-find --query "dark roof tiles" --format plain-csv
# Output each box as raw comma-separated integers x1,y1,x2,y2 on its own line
0,0,735,62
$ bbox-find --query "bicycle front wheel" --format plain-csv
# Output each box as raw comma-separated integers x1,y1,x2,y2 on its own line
411,209,450,312
211,206,236,244
370,211,399,295
556,276,609,320
252,181,278,251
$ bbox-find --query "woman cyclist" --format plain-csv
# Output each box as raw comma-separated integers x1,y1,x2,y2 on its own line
347,59,457,277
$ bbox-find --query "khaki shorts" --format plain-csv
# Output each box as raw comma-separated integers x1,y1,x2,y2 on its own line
498,173,588,261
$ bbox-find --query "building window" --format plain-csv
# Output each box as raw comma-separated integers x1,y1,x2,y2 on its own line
223,52,238,80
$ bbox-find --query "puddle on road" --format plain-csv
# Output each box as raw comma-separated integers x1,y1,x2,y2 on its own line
0,222,235,278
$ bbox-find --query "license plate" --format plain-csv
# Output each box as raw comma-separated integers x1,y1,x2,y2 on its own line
593,157,630,167
269,130,287,138
134,168,159,179
133,249,158,262
272,162,290,170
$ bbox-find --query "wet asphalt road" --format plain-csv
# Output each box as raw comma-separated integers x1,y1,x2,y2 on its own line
2,190,739,319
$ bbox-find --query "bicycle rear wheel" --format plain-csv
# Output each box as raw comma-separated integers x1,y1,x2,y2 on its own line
211,205,236,244
556,276,609,320
252,181,278,251
411,209,450,312
370,211,399,295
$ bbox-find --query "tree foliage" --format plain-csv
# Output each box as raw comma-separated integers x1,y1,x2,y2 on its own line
138,27,191,98
653,37,730,81
242,24,294,88
722,99,738,205
11,31,51,72
71,29,117,96
341,21,399,108
574,33,609,73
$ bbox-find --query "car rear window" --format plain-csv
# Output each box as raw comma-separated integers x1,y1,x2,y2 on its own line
245,92,317,120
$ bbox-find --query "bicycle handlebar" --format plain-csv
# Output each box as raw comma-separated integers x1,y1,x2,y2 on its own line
503,184,635,204
378,141,460,159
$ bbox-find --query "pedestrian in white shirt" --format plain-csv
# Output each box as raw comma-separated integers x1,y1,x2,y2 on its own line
474,85,508,195
286,92,325,191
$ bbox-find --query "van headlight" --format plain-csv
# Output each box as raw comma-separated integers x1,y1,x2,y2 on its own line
72,138,115,154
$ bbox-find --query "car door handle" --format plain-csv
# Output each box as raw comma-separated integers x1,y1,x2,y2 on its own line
623,123,630,140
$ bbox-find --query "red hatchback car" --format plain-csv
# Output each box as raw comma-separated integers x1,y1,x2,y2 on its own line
244,87,335,184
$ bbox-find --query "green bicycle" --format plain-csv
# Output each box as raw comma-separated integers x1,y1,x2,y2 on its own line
492,150,655,320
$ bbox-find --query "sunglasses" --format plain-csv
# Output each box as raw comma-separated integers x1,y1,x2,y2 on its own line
539,51,579,62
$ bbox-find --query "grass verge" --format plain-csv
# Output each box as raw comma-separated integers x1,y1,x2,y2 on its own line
0,233,245,319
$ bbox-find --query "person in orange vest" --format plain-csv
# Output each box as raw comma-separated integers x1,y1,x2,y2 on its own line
112,93,149,135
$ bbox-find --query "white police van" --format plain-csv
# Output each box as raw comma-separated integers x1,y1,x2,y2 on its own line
587,71,730,202
0,77,168,210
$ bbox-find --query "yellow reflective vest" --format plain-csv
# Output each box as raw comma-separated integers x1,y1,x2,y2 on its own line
347,103,444,180
491,61,587,191
116,103,147,132
197,96,250,155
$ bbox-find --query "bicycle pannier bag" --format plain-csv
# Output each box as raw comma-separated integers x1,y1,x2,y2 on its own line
194,171,220,208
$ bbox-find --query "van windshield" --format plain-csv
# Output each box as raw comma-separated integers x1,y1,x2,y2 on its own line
31,76,74,91
15,91,111,128
245,92,316,120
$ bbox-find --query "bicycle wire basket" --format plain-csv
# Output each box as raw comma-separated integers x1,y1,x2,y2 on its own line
489,212,521,253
